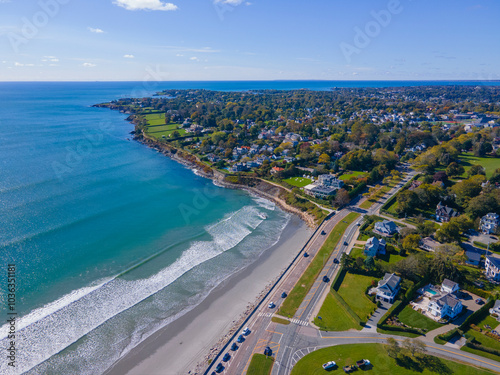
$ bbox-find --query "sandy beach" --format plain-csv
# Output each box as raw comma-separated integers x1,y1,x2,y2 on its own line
105,214,312,375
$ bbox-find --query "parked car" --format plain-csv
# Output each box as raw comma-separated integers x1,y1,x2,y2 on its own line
322,361,336,370
281,292,287,298
322,275,329,282
268,302,276,308
344,241,348,246
356,359,370,367
230,343,238,351
237,335,245,343
321,230,326,235
303,252,309,257
215,363,224,373
222,353,231,362
343,364,356,373
242,327,251,335
264,346,272,356
333,258,339,264
476,298,484,305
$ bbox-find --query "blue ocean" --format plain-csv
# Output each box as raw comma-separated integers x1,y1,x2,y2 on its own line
0,80,498,374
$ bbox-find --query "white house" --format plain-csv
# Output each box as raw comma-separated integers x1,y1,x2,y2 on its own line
480,213,499,235
485,256,500,282
490,300,500,319
440,279,460,295
374,220,398,236
317,174,344,189
376,273,401,303
427,293,463,320
364,237,386,257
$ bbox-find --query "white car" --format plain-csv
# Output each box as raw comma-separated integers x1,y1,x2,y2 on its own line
242,327,250,335
322,361,336,370
268,302,275,308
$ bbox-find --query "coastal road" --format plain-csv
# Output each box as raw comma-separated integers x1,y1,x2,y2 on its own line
211,169,425,375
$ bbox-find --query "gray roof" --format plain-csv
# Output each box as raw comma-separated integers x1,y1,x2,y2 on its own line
493,300,500,310
378,273,401,292
442,279,458,290
436,293,461,308
465,251,481,262
488,256,500,269
375,220,398,234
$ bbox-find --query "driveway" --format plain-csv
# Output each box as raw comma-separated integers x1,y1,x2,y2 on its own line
362,301,391,333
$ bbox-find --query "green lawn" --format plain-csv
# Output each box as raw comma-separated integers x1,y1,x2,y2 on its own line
398,305,442,332
478,316,499,331
357,233,370,241
338,273,376,320
313,292,361,331
291,343,494,375
278,212,360,318
340,171,368,180
458,153,499,179
271,316,290,325
247,353,274,375
283,176,312,187
350,247,364,258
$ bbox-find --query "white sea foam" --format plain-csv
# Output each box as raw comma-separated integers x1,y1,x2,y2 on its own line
0,205,265,375
253,196,276,211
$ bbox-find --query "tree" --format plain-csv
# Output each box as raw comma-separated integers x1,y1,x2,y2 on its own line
466,194,499,220
396,190,419,216
402,234,421,251
171,130,181,138
490,168,500,184
386,338,401,358
435,221,461,243
467,164,485,178
334,188,350,207
403,339,427,358
446,162,464,177
318,153,331,164
473,141,493,157
451,178,482,206
364,256,375,269
433,171,448,183
417,221,437,237
450,215,473,233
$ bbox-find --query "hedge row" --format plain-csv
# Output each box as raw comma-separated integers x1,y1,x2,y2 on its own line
332,267,347,292
437,328,460,343
380,173,420,214
331,289,365,326
462,285,491,299
349,182,367,199
459,299,495,332
465,341,500,357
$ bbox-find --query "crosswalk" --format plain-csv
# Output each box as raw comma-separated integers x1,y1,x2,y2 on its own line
257,313,309,326
290,318,309,326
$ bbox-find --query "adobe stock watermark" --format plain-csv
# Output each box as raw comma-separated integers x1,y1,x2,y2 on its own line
7,0,70,53
128,65,170,98
52,121,115,182
340,0,403,63
179,184,222,224
213,0,245,21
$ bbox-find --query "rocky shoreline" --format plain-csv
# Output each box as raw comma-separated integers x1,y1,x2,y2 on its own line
132,132,318,228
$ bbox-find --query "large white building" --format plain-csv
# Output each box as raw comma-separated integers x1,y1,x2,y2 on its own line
486,256,500,282
480,213,499,235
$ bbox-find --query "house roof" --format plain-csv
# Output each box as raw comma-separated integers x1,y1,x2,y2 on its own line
442,279,459,290
465,251,481,262
375,220,398,233
493,300,500,310
436,202,459,217
378,273,401,292
487,256,500,269
435,293,461,308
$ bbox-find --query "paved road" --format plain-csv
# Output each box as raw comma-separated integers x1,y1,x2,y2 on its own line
207,168,484,375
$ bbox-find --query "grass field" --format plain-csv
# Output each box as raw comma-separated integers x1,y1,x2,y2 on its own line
313,292,361,331
143,113,187,139
247,353,274,375
291,343,494,375
460,314,500,362
278,212,360,318
338,273,376,320
340,171,368,180
397,305,442,332
360,175,402,210
458,153,499,179
283,177,312,187
271,316,290,325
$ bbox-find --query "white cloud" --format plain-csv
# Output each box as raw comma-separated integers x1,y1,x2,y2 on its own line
190,56,199,61
42,56,59,62
214,0,249,5
88,27,105,33
14,62,35,67
176,54,184,57
82,62,97,67
114,0,178,11
123,54,135,58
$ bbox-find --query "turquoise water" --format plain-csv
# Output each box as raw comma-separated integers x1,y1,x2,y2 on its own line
0,81,498,375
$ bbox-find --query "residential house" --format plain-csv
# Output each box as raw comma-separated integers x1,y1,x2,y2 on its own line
480,213,499,235
440,279,460,295
317,174,344,189
364,237,386,257
427,293,463,320
489,300,500,318
270,166,284,175
374,220,398,236
435,202,459,222
304,185,337,199
485,256,500,282
419,237,441,252
230,163,249,173
375,273,401,303
465,251,481,266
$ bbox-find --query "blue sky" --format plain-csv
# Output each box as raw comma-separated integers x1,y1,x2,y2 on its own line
0,0,499,81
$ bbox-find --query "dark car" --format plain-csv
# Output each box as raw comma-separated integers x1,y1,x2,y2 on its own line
231,342,238,351
281,292,287,298
323,275,329,282
476,298,484,305
215,363,224,373
344,241,348,246
237,335,245,343
303,252,309,257
333,258,339,264
264,346,272,356
222,353,231,362
321,230,326,235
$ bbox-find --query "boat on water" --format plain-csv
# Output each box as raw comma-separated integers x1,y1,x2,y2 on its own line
258,213,267,220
